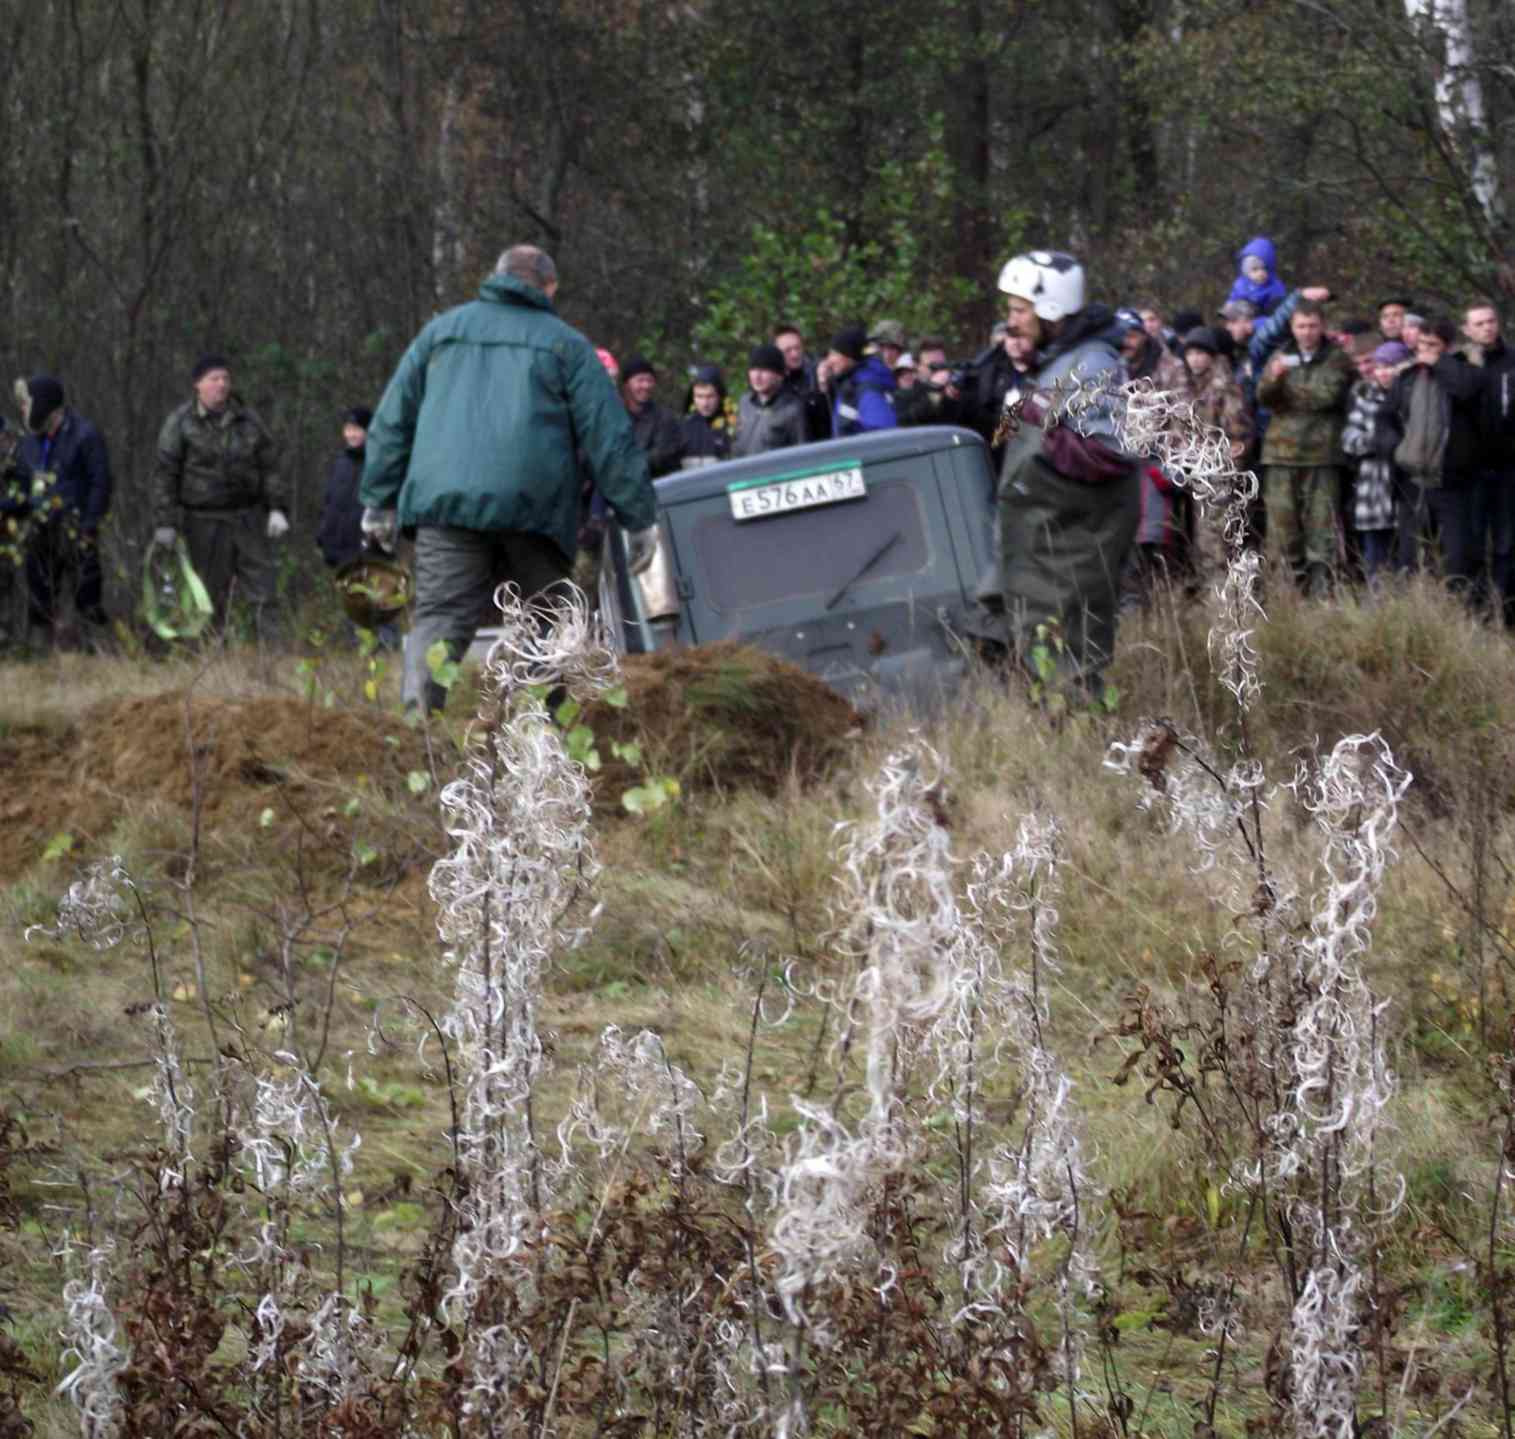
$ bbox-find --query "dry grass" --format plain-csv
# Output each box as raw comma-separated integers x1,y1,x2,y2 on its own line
3,583,1515,1434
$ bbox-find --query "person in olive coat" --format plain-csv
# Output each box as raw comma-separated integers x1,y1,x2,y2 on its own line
360,244,657,712
153,355,287,633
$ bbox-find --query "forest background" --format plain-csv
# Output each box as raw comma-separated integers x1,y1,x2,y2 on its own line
3,0,1512,583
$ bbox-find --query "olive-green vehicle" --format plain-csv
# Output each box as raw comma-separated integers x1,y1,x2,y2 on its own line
597,426,998,707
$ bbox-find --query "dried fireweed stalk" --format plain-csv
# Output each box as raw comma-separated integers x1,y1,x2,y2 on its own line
25,856,135,950
769,741,956,1335
769,741,1095,1435
428,582,617,1423
1060,370,1265,710
56,1240,126,1439
1100,365,1413,1439
558,1024,705,1179
1280,734,1408,1439
961,819,1097,1388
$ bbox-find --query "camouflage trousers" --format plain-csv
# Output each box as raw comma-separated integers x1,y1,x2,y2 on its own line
1263,465,1343,593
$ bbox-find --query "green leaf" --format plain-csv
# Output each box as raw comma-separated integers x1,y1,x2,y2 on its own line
425,640,460,689
41,832,74,863
610,739,642,767
406,769,431,795
1113,1310,1162,1332
354,839,378,867
621,777,678,815
554,696,581,727
603,685,629,710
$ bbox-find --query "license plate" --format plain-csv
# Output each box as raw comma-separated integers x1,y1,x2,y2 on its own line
727,465,866,521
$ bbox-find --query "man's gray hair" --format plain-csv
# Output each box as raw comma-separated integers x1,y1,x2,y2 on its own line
495,244,558,291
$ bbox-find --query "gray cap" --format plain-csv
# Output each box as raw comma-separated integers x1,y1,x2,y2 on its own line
1219,299,1258,321
869,318,907,348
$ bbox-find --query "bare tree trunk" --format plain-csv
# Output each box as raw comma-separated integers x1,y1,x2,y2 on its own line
1403,0,1500,229
433,71,468,303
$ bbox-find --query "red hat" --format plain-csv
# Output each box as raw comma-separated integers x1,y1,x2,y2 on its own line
595,346,619,380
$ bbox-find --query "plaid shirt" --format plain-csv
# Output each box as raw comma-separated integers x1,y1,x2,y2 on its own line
1341,379,1395,531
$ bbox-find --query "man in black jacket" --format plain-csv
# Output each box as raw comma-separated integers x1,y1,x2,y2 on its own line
17,375,112,645
774,323,832,442
1463,301,1515,624
622,355,685,478
1377,316,1488,591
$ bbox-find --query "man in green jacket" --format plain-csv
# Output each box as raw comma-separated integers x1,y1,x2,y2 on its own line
1256,300,1355,595
361,244,657,713
153,355,287,635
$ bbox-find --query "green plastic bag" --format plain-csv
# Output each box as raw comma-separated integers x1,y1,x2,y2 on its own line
142,537,214,640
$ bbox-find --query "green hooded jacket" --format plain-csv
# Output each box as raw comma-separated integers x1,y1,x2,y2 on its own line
360,274,654,557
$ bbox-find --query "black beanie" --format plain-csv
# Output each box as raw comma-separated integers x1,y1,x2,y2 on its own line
621,354,657,384
191,353,230,383
829,327,867,362
748,342,786,375
344,405,374,429
1181,326,1221,357
830,328,866,363
26,375,64,433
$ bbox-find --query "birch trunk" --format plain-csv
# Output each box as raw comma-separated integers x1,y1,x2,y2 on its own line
1403,0,1500,228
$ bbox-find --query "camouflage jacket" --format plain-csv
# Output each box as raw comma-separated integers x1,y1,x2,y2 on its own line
1182,357,1252,452
1256,342,1354,467
153,396,284,524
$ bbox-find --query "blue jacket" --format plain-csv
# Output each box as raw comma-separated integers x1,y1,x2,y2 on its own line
1240,289,1304,440
1227,236,1288,317
831,354,897,437
18,409,112,531
362,273,654,559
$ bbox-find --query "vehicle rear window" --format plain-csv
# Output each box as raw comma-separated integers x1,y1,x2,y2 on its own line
691,478,929,613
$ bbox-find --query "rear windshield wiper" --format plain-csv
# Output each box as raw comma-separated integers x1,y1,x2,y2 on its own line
825,530,901,611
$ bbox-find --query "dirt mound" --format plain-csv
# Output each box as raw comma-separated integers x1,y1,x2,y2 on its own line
589,643,862,802
0,693,430,879
0,647,859,877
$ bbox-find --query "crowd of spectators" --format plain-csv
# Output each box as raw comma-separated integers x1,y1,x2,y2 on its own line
5,231,1514,655
604,233,1515,621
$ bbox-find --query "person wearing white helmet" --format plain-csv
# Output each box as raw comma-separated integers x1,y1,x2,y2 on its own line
978,249,1140,699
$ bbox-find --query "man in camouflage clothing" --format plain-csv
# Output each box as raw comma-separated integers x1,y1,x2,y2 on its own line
153,355,287,632
1256,300,1355,595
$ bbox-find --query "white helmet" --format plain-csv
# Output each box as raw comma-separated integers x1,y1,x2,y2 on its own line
997,250,1086,323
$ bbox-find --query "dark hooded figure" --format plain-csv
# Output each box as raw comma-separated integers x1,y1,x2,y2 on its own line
681,364,731,464
316,406,375,569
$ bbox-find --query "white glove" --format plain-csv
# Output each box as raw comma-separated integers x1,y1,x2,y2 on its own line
266,508,290,540
361,506,398,552
154,526,177,547
627,525,659,575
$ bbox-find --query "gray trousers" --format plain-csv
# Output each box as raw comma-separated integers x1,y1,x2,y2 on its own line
183,507,276,621
404,525,572,711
